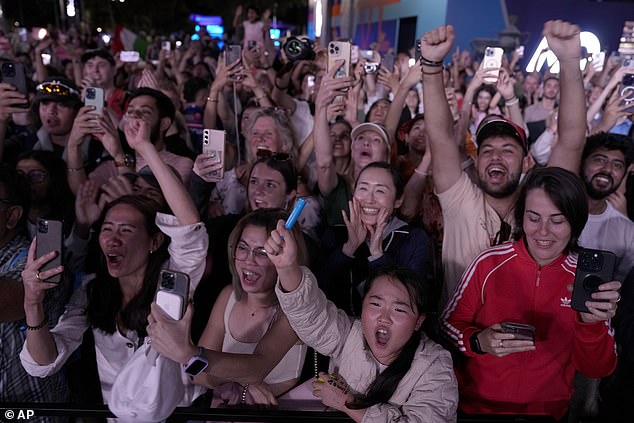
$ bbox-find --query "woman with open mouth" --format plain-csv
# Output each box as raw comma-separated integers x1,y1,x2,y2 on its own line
263,221,458,422
147,208,309,407
318,161,433,316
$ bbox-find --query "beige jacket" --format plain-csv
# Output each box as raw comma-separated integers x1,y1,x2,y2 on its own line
276,266,458,423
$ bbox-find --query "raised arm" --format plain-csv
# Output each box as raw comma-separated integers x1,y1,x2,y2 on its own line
384,64,423,139
313,62,354,196
419,25,462,194
124,118,200,225
544,20,585,174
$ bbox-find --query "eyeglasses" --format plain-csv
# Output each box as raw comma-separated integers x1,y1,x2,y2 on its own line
255,149,292,161
17,169,48,184
492,221,512,246
234,242,270,265
36,81,80,97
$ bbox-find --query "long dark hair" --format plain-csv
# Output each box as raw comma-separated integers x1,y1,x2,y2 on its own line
86,195,169,338
347,266,432,409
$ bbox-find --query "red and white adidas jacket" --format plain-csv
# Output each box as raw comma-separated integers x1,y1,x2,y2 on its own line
441,239,617,419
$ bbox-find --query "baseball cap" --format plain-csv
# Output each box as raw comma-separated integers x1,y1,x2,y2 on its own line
35,77,82,106
351,122,391,156
81,48,115,66
476,117,527,154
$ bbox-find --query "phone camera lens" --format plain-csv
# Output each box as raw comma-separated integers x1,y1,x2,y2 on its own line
86,88,95,99
161,272,175,289
38,220,49,233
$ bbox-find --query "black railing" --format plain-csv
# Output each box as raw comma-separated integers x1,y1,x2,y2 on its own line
0,402,568,422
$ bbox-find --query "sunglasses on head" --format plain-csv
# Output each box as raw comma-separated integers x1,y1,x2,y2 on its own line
36,81,80,97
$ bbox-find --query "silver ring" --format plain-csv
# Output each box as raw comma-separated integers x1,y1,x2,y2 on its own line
616,295,621,303
147,338,152,345
35,272,41,281
500,340,504,348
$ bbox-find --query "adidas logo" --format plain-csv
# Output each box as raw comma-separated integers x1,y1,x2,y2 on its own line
560,297,571,308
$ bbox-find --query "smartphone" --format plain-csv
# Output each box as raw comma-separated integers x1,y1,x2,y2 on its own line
120,51,140,62
85,87,104,116
1,62,29,108
156,270,190,320
41,53,52,66
381,52,395,72
161,41,171,52
515,45,525,58
202,129,225,180
359,49,374,61
500,322,535,341
327,41,352,79
351,45,359,64
481,46,504,84
571,248,617,313
35,219,63,284
226,44,242,66
18,27,28,43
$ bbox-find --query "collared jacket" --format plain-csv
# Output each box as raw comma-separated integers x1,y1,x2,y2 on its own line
277,266,458,423
441,240,617,419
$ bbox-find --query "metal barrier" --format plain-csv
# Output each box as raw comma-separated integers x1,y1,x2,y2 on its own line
0,402,566,422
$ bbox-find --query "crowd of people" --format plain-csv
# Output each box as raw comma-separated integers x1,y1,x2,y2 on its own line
0,5,633,423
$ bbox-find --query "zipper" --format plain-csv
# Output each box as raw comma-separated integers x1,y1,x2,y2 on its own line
535,268,541,287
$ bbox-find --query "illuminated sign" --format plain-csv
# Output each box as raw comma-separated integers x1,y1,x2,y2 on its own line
525,31,601,73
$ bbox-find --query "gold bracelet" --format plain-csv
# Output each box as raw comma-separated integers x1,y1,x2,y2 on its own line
206,97,218,103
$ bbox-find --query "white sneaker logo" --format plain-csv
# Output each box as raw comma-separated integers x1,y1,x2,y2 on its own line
560,297,571,308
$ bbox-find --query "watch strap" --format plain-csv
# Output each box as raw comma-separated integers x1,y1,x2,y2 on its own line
183,346,209,377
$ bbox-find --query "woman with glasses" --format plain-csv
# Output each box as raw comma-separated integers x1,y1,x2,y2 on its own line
15,150,75,238
441,167,620,419
148,209,308,406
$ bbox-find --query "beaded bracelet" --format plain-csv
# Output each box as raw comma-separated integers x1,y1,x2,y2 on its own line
241,383,249,405
26,317,48,331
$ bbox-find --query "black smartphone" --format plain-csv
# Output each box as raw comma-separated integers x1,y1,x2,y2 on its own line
156,269,190,320
500,322,535,341
381,52,395,72
1,62,29,108
35,219,63,284
571,248,617,313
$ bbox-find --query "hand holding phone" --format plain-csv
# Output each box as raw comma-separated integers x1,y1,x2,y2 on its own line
572,248,616,313
85,87,104,117
35,219,64,284
500,322,535,341
202,129,225,180
481,47,503,84
156,270,189,320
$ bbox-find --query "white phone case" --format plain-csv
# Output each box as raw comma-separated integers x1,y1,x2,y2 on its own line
156,291,185,320
481,47,504,84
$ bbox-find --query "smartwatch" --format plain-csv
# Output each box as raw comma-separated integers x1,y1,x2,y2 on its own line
469,332,486,355
183,347,209,377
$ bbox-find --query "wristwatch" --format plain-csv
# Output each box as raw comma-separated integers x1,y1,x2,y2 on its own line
183,347,209,377
114,153,135,168
469,332,486,355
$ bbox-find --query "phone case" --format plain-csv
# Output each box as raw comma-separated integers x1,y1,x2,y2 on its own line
482,47,504,84
500,322,535,341
85,87,104,116
381,53,395,72
1,62,28,107
202,129,225,179
327,41,351,79
226,45,242,66
156,270,190,320
571,248,616,313
35,219,63,284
